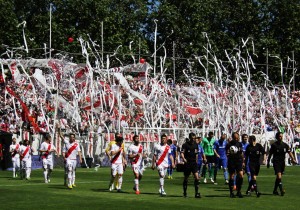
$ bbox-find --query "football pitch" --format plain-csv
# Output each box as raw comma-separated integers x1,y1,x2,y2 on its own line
0,166,299,210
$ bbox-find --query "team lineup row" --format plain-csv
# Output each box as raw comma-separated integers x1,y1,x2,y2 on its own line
8,131,297,197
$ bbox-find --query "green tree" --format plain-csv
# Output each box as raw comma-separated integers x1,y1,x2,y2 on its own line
255,1,300,86
145,0,263,81
0,1,23,56
52,0,149,65
0,0,300,87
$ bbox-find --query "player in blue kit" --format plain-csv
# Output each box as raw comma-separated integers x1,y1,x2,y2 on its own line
167,139,178,179
213,133,229,185
196,137,206,180
241,134,251,183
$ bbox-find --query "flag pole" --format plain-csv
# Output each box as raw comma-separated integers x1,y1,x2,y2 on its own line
49,3,52,59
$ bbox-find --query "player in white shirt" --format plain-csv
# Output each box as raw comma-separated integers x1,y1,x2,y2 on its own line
39,135,59,183
128,135,147,195
152,134,175,196
105,133,124,191
109,136,127,192
9,138,20,178
19,139,35,180
62,133,82,189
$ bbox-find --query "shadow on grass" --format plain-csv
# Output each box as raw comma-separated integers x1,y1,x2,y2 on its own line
214,189,230,192
8,179,42,183
48,185,73,190
205,192,276,198
256,192,278,196
25,180,44,183
91,188,131,194
7,177,23,181
204,194,232,198
0,176,13,179
90,189,183,198
91,188,111,192
140,192,184,198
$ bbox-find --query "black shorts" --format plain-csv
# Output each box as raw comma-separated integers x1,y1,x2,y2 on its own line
273,161,285,174
228,159,243,174
184,162,198,176
249,162,260,176
206,155,215,164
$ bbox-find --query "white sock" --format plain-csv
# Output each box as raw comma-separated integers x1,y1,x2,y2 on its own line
134,179,139,190
26,168,31,178
160,178,164,190
44,169,48,181
118,176,123,189
68,170,72,185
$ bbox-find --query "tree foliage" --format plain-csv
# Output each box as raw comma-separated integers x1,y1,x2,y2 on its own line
0,0,299,87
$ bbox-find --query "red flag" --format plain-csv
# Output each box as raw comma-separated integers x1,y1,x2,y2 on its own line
48,60,62,81
166,113,177,120
6,87,40,132
138,72,146,77
186,106,202,115
82,100,102,111
120,115,127,121
75,67,88,79
171,114,177,120
133,98,143,105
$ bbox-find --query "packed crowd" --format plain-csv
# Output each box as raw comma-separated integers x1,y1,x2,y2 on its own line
1,68,300,138
0,58,299,161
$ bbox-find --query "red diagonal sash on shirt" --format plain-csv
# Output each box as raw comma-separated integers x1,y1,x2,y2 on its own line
156,145,170,167
132,145,143,165
12,144,19,157
111,148,123,164
65,143,78,158
21,146,30,160
42,144,52,159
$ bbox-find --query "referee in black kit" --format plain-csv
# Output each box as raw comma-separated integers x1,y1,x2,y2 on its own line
226,132,244,198
245,135,266,197
181,132,201,198
267,132,297,196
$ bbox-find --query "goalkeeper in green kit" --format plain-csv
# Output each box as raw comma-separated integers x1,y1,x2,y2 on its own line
201,131,216,183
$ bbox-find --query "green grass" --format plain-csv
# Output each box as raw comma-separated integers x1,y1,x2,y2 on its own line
0,166,299,210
